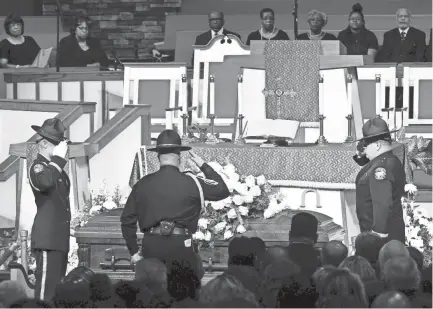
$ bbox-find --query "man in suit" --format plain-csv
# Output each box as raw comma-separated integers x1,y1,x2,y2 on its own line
194,11,241,46
353,118,406,243
28,118,71,302
376,8,426,62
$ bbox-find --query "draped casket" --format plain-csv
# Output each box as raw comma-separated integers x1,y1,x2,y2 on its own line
74,207,344,280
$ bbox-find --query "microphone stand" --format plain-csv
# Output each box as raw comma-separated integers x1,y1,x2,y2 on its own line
55,0,62,72
292,0,299,40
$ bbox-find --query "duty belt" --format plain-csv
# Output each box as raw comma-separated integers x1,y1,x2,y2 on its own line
147,226,190,236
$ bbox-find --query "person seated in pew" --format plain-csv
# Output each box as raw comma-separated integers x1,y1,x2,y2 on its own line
375,8,426,63
58,15,111,68
246,8,290,45
337,3,379,57
194,11,241,46
0,13,41,68
296,10,337,41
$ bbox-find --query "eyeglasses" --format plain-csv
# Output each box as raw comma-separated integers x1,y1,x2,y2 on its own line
77,26,89,31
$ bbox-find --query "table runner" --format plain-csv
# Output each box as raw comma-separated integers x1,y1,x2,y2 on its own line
129,143,405,190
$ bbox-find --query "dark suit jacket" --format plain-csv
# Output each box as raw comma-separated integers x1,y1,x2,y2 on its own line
29,154,71,253
192,29,242,67
376,27,426,62
194,29,241,46
425,28,432,62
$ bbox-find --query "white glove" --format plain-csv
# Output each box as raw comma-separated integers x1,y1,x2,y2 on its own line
52,141,68,158
131,252,143,265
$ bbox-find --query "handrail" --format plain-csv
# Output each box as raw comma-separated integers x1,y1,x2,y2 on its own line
84,104,151,158
8,262,36,290
0,102,96,182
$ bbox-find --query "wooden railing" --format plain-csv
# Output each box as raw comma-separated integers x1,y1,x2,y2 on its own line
0,100,96,182
84,104,152,156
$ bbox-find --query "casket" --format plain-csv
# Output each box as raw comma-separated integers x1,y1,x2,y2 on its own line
74,208,344,281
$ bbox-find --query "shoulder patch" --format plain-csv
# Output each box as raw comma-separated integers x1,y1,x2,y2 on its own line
197,176,218,186
374,167,387,180
33,164,44,174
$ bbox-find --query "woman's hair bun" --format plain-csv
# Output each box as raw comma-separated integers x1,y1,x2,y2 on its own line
352,3,363,13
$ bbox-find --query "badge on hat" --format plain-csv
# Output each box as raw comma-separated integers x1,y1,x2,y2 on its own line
33,164,44,174
374,167,387,180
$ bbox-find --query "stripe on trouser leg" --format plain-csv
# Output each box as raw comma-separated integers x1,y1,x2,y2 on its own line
40,251,48,301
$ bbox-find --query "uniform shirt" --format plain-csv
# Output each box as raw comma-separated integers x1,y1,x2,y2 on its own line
29,154,71,253
355,150,406,242
121,163,230,255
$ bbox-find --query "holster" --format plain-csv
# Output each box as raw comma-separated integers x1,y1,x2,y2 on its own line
159,221,175,236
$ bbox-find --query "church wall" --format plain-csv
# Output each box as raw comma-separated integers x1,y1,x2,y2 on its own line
42,0,182,59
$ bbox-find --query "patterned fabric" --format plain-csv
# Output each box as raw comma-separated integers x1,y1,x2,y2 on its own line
264,41,320,122
129,144,404,190
26,144,69,178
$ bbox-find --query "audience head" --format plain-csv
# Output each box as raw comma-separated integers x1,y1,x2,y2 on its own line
114,280,140,308
378,240,410,271
339,255,376,282
62,266,95,284
348,3,365,30
316,268,368,308
259,8,275,31
199,273,258,306
289,212,318,244
355,232,383,264
321,240,348,267
208,11,224,32
0,280,28,307
9,298,51,308
258,245,289,274
53,281,92,308
382,256,420,291
225,265,261,298
135,257,167,289
4,13,24,37
312,265,337,290
396,8,411,29
228,236,255,267
70,14,92,40
406,246,424,271
250,237,266,270
277,275,317,308
307,10,328,32
371,291,412,308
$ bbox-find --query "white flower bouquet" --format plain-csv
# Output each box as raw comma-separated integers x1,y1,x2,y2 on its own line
192,161,275,249
402,184,433,266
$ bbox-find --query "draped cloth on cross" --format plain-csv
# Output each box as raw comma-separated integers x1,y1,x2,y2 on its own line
263,41,321,122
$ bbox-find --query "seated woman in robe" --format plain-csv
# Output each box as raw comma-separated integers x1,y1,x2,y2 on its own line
297,10,337,41
58,15,111,68
0,14,41,68
337,3,379,57
246,8,290,46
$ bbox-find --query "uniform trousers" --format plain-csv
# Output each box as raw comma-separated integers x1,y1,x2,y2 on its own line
141,234,195,263
34,249,68,302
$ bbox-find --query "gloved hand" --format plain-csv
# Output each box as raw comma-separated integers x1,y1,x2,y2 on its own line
52,141,68,158
131,252,143,265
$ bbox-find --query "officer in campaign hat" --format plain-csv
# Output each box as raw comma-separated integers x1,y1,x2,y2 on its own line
29,118,71,302
353,117,406,242
121,129,230,264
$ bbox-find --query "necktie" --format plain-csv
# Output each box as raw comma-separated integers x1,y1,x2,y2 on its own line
213,31,218,37
400,31,406,42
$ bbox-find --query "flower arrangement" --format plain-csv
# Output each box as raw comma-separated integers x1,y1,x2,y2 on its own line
67,181,130,273
402,184,433,266
192,161,289,249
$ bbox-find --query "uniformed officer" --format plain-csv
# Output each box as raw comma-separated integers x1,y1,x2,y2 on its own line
29,118,71,301
353,117,406,243
121,129,230,264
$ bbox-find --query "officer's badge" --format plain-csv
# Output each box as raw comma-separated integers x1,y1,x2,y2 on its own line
374,167,387,180
197,176,218,186
33,164,44,174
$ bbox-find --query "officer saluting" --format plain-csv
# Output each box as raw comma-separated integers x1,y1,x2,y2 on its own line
29,118,71,301
121,130,230,264
353,117,406,243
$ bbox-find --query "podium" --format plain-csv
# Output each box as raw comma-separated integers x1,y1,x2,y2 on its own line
9,142,99,232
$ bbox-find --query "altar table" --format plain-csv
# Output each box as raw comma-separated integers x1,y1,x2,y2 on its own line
129,143,405,190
